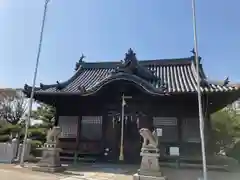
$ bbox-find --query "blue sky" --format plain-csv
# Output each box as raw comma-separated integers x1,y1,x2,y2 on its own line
0,0,239,88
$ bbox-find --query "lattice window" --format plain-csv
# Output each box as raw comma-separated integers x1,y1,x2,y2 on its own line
81,116,103,141
153,117,178,142
153,117,178,126
182,118,200,143
58,116,78,138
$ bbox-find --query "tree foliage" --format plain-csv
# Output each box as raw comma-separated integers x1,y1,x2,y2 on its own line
0,95,56,157
0,123,22,142
211,106,240,152
28,103,55,142
26,103,56,156
31,102,55,129
0,89,27,125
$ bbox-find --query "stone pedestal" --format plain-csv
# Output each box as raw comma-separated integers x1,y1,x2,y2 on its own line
133,148,167,180
32,146,65,173
133,173,167,180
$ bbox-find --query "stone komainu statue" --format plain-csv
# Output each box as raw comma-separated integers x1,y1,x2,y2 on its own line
139,128,159,149
46,126,61,144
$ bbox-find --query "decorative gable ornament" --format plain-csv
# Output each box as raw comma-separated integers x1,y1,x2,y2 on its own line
75,53,86,71
113,48,160,82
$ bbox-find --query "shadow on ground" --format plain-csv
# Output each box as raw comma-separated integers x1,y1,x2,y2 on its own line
62,163,138,175
4,162,239,180
55,163,240,180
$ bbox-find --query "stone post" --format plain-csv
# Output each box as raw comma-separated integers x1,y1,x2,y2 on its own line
16,139,32,162
25,139,32,160
11,138,19,160
16,144,22,161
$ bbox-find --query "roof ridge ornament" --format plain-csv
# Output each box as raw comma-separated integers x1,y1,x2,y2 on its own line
56,81,64,90
113,48,138,74
223,77,230,86
190,48,196,56
190,48,201,63
40,83,44,89
75,53,86,71
24,84,31,92
201,77,230,87
124,48,137,63
112,48,161,82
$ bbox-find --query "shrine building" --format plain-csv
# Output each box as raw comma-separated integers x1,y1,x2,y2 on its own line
23,49,240,164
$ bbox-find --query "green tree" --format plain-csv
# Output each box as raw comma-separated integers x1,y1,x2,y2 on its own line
0,122,22,142
31,102,56,129
28,103,56,156
211,106,240,153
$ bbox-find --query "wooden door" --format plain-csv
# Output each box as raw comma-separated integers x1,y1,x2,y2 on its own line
104,114,121,162
78,116,104,155
123,114,141,164
104,113,141,163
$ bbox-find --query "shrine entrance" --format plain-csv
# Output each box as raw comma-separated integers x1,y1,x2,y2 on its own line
104,112,142,163
96,80,154,163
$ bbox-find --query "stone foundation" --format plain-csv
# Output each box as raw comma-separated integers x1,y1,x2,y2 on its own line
32,165,65,173
32,147,65,173
133,128,167,180
133,173,167,180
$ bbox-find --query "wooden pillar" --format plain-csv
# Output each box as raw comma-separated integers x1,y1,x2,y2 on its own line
178,116,182,145
54,98,59,126
74,116,81,164
54,112,58,126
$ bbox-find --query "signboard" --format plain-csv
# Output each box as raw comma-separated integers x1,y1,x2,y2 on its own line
156,128,162,137
169,147,179,156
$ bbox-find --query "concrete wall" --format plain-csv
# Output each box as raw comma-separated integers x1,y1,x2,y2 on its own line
0,138,31,163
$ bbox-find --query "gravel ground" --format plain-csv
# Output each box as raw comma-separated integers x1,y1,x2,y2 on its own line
0,163,240,180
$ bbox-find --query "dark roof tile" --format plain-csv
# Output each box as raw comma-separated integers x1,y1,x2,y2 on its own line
25,58,239,95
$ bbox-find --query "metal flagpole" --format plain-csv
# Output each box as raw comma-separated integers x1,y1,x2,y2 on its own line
191,1,208,180
20,0,51,167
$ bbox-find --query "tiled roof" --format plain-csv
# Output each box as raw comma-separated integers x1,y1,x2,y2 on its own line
23,58,239,96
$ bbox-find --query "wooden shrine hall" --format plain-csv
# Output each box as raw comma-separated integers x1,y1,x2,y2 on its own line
23,49,240,164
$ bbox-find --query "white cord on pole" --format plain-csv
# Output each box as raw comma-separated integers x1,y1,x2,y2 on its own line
20,0,50,167
119,94,125,161
191,1,208,180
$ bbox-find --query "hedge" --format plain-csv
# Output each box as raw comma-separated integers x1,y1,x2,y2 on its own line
226,141,240,163
30,140,43,157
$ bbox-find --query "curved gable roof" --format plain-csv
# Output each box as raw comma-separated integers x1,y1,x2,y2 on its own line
23,56,239,96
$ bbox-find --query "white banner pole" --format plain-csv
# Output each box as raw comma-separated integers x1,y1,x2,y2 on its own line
191,1,208,180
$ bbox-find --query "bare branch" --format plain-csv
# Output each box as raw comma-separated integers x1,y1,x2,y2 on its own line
0,89,27,124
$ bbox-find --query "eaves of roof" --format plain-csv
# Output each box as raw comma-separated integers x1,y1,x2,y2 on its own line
23,57,240,96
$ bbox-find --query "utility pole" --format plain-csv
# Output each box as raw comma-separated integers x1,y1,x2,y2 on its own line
20,0,51,167
191,1,208,180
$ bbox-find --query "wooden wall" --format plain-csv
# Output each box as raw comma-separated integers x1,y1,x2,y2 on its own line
55,92,208,162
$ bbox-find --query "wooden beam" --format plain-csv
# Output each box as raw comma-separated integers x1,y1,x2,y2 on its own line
74,116,81,164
